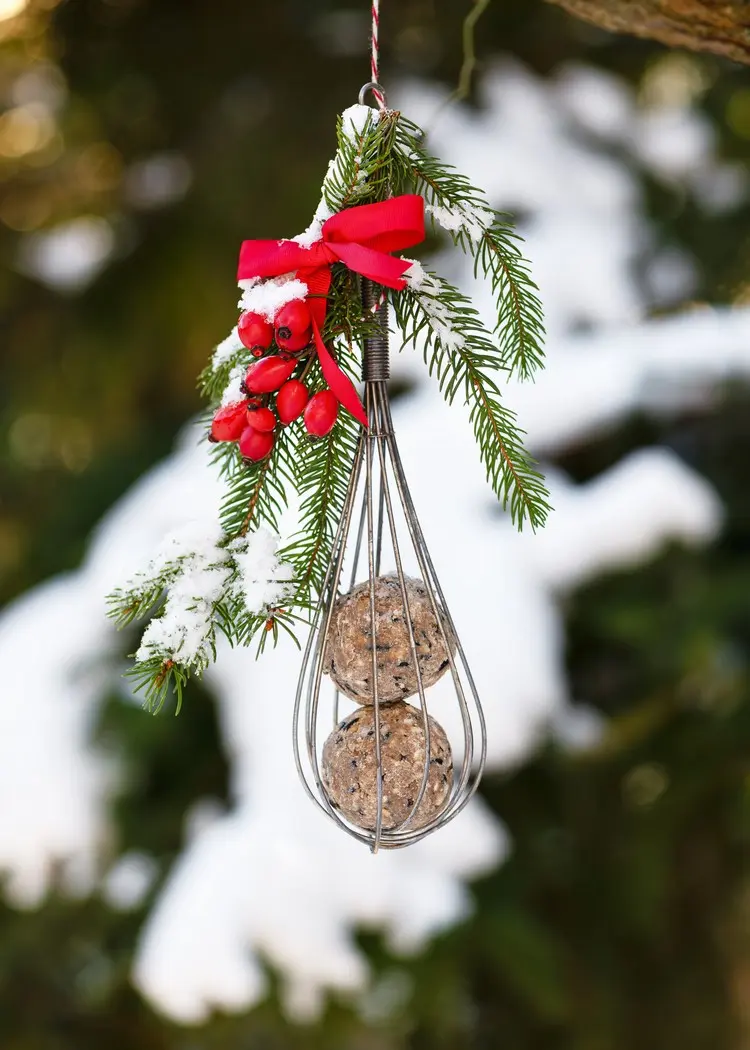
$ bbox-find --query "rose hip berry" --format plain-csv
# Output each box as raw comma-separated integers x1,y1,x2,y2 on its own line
245,405,276,432
244,356,297,394
304,389,339,437
275,300,312,353
276,379,309,424
238,311,273,354
211,400,248,442
238,426,275,461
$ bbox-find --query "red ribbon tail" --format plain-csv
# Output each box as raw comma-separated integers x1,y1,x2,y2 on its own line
312,321,368,428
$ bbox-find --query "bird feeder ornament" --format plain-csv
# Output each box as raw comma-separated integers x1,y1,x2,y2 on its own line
109,15,549,851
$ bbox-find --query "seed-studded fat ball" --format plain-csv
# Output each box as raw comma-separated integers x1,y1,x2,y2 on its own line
324,575,454,704
321,700,453,832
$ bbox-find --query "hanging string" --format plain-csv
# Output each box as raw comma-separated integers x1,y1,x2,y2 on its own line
370,0,386,109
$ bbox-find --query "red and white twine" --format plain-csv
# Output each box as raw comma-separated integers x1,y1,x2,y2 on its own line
370,0,380,86
370,0,386,109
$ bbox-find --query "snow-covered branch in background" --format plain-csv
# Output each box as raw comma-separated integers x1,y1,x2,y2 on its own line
0,60,747,1023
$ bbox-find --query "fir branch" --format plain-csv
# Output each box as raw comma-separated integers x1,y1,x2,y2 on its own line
392,120,545,381
218,427,298,539
199,329,252,403
325,107,401,214
476,220,546,380
284,401,360,603
107,521,226,630
111,524,302,710
394,270,550,529
124,656,188,715
238,457,274,538
119,560,231,712
107,581,166,630
254,607,306,656
280,329,361,604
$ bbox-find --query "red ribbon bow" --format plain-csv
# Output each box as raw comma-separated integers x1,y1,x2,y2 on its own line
237,194,425,427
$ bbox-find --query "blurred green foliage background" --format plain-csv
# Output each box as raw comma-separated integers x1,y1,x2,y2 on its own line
1,1,750,1047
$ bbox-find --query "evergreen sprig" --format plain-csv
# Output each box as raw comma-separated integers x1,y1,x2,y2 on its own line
108,578,169,631
109,543,234,712
393,270,549,529
392,116,545,381
325,107,400,212
108,100,550,707
281,356,361,604
124,656,190,714
199,344,244,405
218,437,294,538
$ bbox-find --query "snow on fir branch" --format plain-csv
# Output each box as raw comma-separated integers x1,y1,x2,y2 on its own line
220,366,246,407
392,116,546,381
425,201,494,245
108,520,228,630
109,521,299,710
403,260,466,350
230,527,294,614
134,553,228,669
201,330,248,408
211,328,243,369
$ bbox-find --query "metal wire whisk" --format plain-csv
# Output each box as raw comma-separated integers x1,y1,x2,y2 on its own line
293,278,487,852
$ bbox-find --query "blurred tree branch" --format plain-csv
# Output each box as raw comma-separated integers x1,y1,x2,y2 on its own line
456,0,492,101
543,0,750,64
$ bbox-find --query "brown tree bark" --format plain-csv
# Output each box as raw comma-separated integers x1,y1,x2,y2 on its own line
544,0,750,65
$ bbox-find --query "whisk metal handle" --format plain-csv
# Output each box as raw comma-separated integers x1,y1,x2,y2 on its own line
362,279,389,383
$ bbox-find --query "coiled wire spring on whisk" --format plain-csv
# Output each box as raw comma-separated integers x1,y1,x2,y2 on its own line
292,277,487,852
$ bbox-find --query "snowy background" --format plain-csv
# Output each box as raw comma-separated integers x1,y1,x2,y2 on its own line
1,3,750,1047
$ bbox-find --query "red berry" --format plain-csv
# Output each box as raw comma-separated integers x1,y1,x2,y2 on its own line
238,311,273,353
245,405,276,432
276,379,309,424
244,356,297,394
276,330,312,354
238,426,275,461
211,400,248,442
304,389,339,437
276,299,311,333
275,300,312,353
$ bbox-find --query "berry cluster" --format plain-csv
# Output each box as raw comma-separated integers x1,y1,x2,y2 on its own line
210,299,339,461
